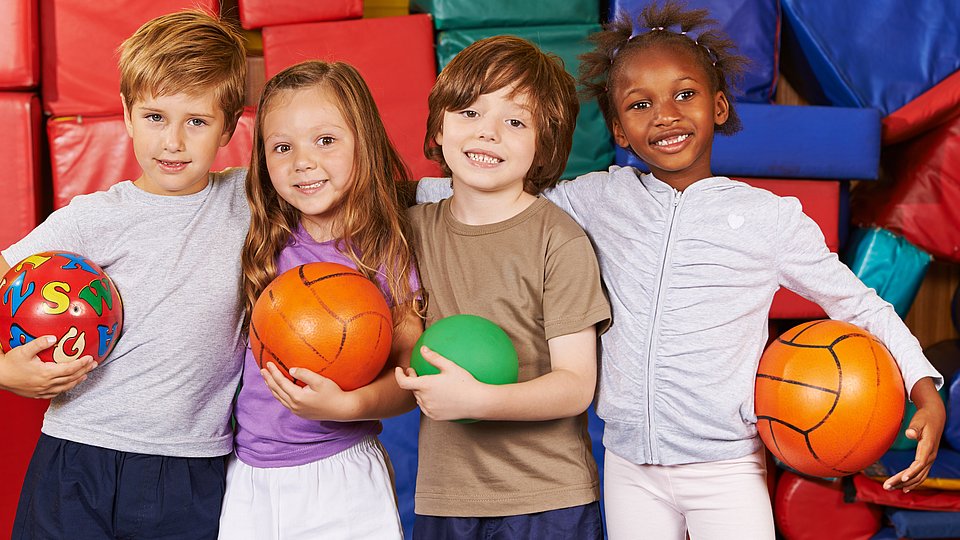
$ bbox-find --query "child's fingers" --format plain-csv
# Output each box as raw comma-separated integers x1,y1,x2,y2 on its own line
395,366,425,391
14,336,57,359
290,368,331,390
419,346,460,372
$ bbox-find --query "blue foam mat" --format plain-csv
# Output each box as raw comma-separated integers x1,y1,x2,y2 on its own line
887,508,960,539
615,103,881,180
780,0,960,116
609,0,780,103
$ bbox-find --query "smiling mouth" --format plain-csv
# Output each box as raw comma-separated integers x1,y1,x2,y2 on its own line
157,159,189,167
466,152,503,164
653,134,690,147
296,180,328,189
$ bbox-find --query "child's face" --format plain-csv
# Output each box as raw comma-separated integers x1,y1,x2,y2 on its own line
437,85,536,196
122,91,231,196
262,87,356,240
610,44,729,189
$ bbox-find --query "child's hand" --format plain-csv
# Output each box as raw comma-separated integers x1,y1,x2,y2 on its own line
0,336,95,399
394,345,488,421
261,362,359,421
884,379,946,492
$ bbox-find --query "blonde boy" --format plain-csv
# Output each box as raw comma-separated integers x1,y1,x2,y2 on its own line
396,36,611,539
1,10,248,538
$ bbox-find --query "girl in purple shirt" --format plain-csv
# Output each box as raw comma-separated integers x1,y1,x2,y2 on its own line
219,60,422,540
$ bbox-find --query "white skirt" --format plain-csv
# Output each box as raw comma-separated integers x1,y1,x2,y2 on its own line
218,436,403,540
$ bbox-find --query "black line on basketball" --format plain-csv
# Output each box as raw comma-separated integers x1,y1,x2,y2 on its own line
756,373,839,395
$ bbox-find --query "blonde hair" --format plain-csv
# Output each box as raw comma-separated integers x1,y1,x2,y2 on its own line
424,35,580,195
118,9,247,132
241,60,420,333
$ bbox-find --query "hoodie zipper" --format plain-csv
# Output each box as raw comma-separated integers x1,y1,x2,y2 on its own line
645,188,683,462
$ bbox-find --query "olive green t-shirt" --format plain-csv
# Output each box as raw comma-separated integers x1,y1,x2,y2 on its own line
408,196,611,517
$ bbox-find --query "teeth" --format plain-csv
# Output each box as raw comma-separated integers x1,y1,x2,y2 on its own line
654,134,690,147
297,180,327,189
467,152,502,164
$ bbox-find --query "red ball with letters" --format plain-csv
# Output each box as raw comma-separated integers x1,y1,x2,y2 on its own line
249,262,393,391
0,251,123,363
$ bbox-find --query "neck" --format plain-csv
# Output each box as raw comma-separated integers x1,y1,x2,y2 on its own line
448,181,536,225
300,215,337,242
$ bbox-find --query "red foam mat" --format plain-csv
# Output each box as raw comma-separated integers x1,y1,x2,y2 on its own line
774,471,882,540
0,396,48,539
238,0,361,30
738,179,840,319
883,70,960,146
263,15,441,181
48,108,255,209
40,0,219,117
0,0,39,89
853,113,960,263
0,93,43,249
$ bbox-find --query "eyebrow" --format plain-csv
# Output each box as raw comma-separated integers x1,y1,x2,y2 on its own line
137,106,217,119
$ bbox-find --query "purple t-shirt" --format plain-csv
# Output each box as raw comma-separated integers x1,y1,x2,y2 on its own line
234,225,413,468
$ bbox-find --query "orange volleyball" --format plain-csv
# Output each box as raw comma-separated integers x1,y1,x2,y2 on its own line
249,262,393,391
755,320,905,478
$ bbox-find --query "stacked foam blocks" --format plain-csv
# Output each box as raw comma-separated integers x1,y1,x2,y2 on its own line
771,1,960,538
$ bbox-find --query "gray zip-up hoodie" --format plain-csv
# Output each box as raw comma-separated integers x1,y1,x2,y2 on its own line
417,167,941,466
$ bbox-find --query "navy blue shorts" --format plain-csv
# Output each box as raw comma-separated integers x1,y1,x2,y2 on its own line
13,434,227,540
413,502,604,540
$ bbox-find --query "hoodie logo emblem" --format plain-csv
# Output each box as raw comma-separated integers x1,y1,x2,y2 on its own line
728,214,744,230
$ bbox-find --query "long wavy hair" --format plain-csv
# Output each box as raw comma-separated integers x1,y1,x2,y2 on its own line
241,60,419,334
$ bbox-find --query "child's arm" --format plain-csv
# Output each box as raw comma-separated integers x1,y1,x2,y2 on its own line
883,376,945,492
0,257,97,398
776,197,945,490
395,325,598,422
260,305,421,421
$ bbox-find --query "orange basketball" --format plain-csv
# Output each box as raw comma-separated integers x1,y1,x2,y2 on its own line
755,320,905,478
249,262,393,391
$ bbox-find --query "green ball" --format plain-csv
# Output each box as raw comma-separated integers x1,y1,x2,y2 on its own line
410,314,519,385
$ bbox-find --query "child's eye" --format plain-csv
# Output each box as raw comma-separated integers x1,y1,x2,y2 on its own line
676,90,696,101
145,114,163,122
188,118,208,127
273,144,291,154
317,136,335,146
460,110,479,118
628,101,650,110
507,119,526,128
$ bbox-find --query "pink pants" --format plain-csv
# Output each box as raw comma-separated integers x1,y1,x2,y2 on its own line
604,448,776,539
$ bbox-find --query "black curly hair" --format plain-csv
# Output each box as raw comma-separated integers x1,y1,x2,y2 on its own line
579,0,749,136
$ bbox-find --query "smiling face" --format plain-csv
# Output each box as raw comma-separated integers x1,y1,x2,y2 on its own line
610,44,729,191
262,86,356,241
437,85,537,198
122,91,231,196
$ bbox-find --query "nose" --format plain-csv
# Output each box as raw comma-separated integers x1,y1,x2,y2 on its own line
654,99,681,127
293,147,316,173
163,125,185,152
476,116,499,142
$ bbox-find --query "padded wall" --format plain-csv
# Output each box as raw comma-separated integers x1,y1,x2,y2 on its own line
237,0,361,30
0,0,39,89
780,0,960,116
411,0,598,30
263,15,441,181
0,93,43,248
40,0,219,117
48,108,255,209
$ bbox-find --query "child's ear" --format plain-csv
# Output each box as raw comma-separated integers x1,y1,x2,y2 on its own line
121,94,134,138
434,130,443,147
611,117,631,149
714,91,730,127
